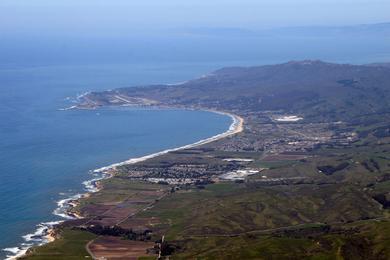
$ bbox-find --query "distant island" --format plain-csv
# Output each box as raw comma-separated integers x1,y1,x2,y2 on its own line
23,61,390,259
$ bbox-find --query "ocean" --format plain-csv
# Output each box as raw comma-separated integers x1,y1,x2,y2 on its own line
1,29,390,259
0,63,233,259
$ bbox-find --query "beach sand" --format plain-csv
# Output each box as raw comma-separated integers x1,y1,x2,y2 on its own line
93,111,244,174
11,110,244,260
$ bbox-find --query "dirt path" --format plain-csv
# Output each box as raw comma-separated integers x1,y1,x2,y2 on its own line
83,190,169,259
116,191,169,226
80,191,142,227
182,217,389,238
86,237,99,260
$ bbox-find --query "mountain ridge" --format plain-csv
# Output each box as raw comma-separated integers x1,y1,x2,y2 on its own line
81,60,390,122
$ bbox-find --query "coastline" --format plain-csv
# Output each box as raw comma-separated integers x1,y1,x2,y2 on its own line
93,110,243,173
5,109,243,260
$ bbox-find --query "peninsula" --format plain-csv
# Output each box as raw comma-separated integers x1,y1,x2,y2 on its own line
23,61,390,259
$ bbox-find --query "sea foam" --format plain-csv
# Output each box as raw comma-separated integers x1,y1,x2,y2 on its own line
3,110,242,260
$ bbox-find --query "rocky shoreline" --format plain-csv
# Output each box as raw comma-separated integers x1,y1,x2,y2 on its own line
13,108,243,259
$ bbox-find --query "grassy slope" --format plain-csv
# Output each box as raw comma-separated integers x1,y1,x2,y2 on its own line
172,220,390,260
22,229,96,260
139,182,383,238
137,179,390,259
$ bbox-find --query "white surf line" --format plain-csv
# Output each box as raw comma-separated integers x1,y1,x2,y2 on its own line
4,110,243,260
3,221,64,260
93,111,243,174
3,174,110,260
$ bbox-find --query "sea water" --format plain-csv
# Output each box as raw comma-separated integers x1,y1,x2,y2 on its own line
0,63,232,259
1,29,390,259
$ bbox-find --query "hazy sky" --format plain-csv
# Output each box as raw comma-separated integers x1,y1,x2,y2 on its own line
1,0,389,36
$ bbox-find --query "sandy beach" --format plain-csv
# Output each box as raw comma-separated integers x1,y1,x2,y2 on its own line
10,110,243,260
93,110,244,174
